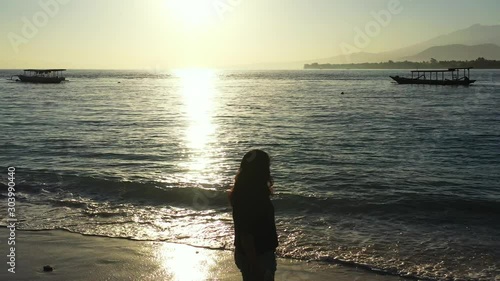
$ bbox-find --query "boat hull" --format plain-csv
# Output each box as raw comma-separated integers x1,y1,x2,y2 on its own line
18,75,65,84
390,76,475,86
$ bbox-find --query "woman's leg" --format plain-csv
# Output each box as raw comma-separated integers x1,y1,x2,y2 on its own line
259,251,276,281
235,250,276,281
235,250,252,280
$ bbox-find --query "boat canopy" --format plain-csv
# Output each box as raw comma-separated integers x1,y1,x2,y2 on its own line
20,69,66,79
24,69,66,73
393,66,474,85
411,67,473,73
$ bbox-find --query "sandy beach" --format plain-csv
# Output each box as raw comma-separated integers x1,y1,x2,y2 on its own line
0,229,404,281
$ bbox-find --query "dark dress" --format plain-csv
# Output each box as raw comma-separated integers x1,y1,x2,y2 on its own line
232,195,278,279
233,196,278,254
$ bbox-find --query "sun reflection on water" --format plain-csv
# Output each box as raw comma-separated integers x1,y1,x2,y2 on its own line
153,70,226,278
174,69,220,186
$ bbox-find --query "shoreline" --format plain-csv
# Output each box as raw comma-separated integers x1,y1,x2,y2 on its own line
0,228,404,281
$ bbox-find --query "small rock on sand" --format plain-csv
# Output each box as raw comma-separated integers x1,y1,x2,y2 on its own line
43,265,54,272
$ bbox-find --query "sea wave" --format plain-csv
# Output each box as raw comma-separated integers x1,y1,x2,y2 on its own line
3,170,500,227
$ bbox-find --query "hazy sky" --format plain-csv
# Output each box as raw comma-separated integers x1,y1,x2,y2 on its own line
1,0,499,69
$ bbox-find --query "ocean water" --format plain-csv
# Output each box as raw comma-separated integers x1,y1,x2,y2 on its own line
1,69,499,281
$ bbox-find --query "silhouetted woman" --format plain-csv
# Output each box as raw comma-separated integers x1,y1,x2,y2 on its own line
230,149,278,281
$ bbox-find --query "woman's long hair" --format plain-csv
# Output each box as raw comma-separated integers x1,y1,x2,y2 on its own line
229,149,273,206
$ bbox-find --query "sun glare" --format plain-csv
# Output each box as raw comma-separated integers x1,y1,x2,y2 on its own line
165,0,214,28
157,243,217,280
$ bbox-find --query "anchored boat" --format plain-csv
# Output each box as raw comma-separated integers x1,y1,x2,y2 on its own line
390,67,475,86
12,69,66,84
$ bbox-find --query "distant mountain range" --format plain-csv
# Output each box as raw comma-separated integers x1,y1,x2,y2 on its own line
311,24,500,65
236,24,500,69
402,43,500,62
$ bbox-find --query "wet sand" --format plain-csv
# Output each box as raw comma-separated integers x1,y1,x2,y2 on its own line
0,229,404,281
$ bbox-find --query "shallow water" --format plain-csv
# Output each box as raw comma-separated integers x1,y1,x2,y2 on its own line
1,69,499,280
